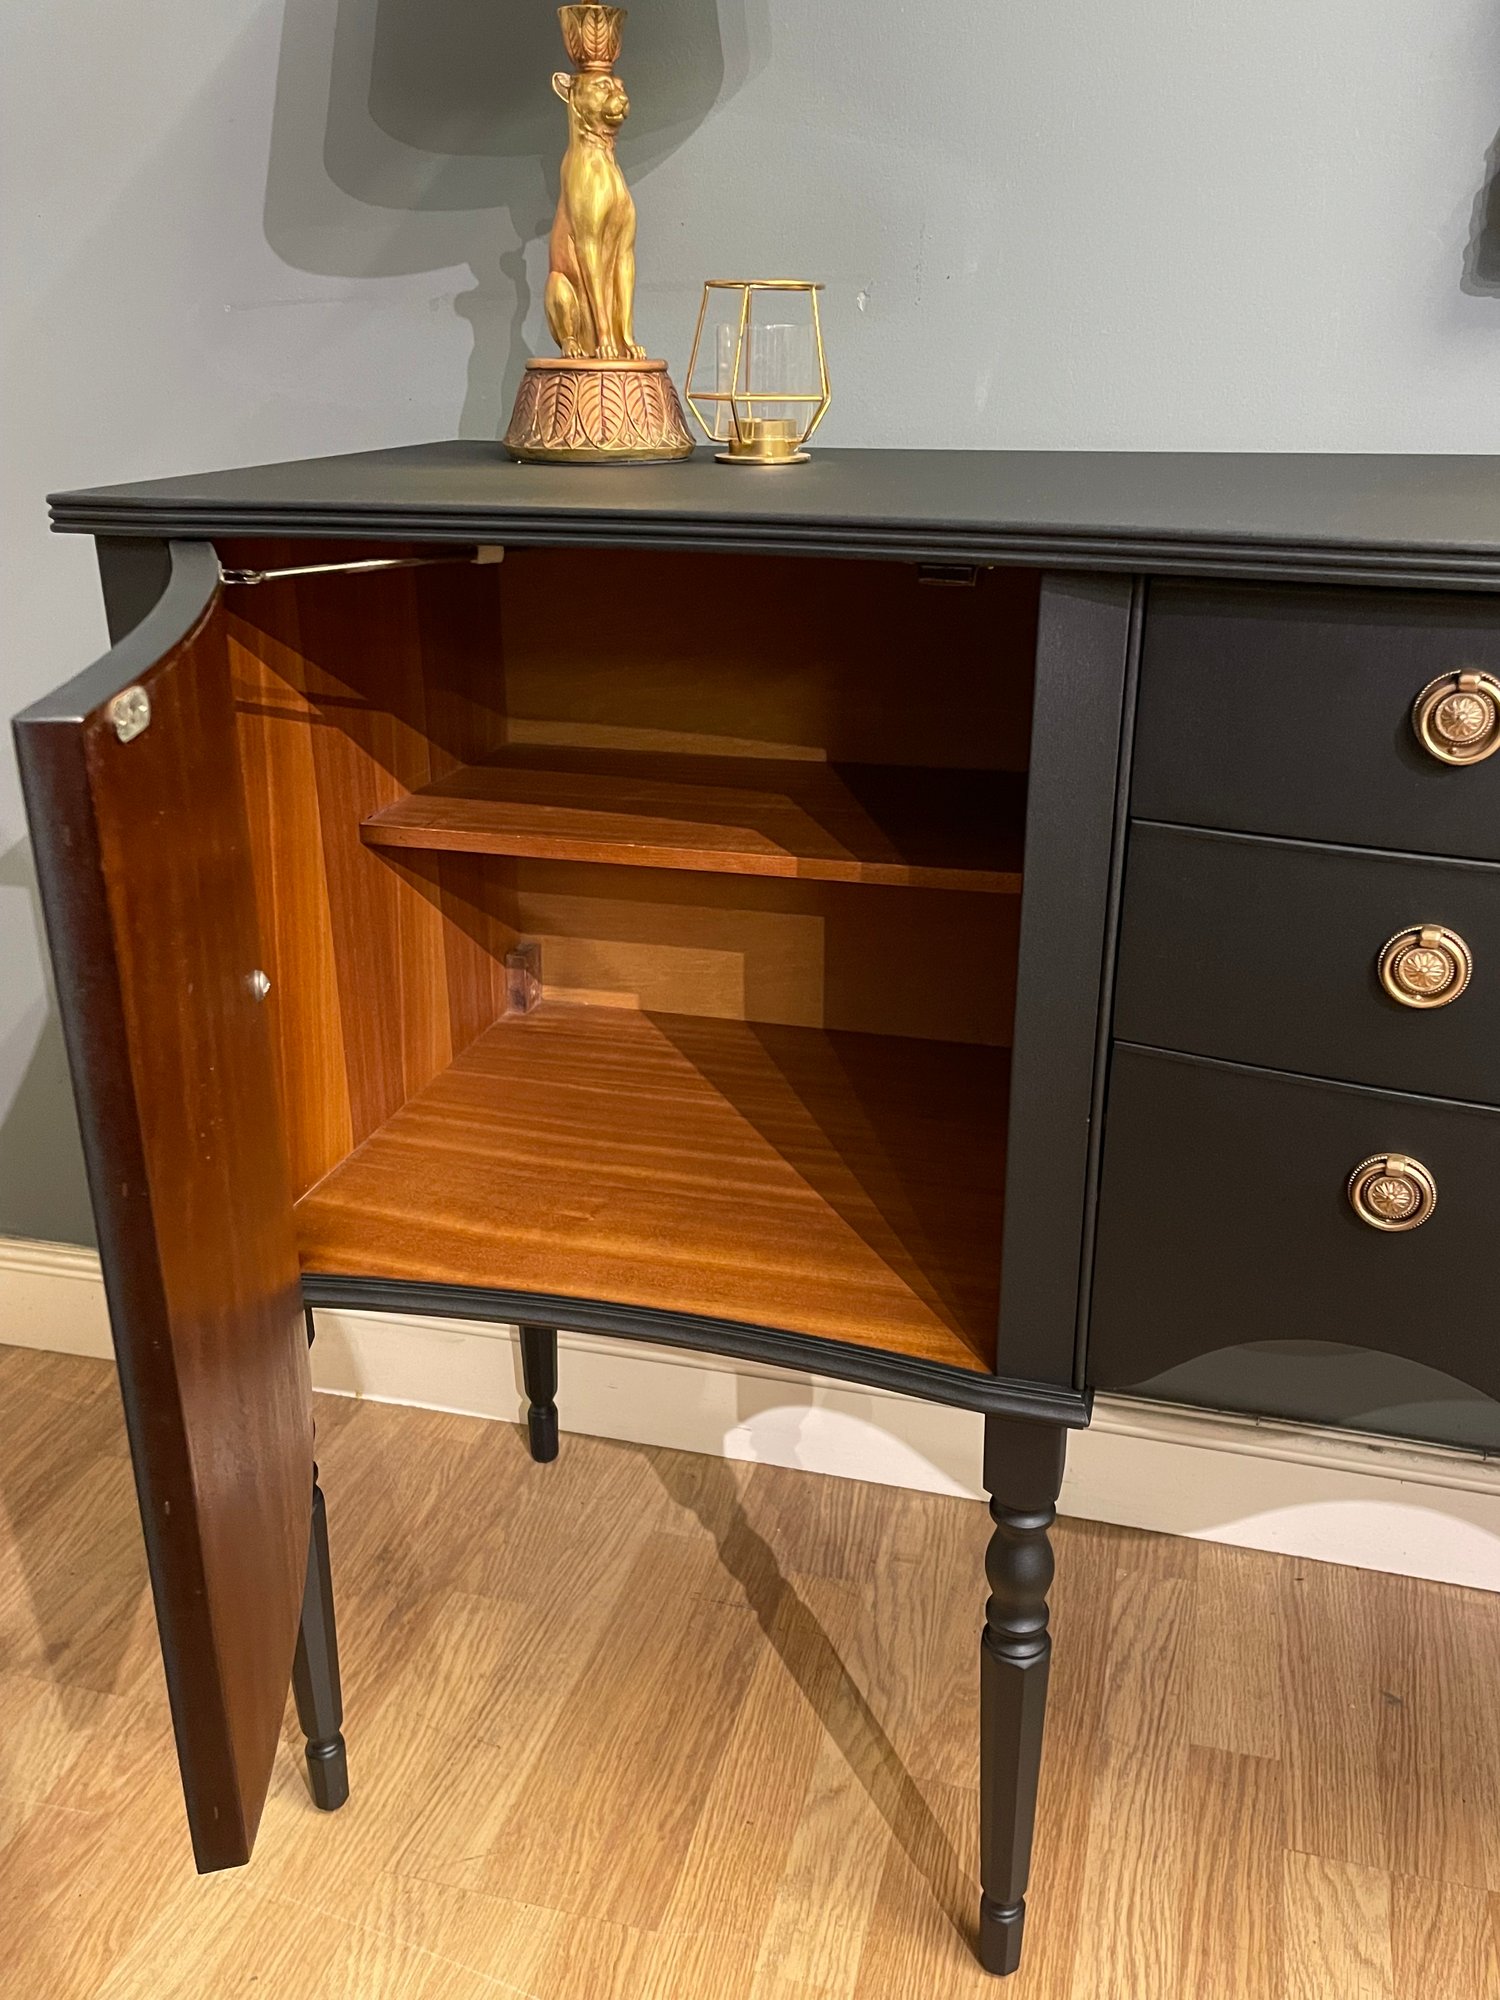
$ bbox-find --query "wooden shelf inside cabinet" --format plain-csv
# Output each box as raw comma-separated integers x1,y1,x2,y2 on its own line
360,747,1027,894
295,1004,1009,1373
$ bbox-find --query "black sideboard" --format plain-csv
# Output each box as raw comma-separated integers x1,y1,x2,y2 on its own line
16,445,1500,1975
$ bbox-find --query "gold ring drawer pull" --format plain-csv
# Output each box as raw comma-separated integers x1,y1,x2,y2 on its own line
1412,670,1500,765
1377,925,1473,1009
1348,1153,1438,1232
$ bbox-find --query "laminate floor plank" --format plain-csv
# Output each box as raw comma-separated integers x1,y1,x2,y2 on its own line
0,1346,1494,1999
475,1530,765,1928
1375,1573,1497,1894
1176,1747,1285,2000
1439,1589,1500,1894
1065,1570,1196,2000
1282,1852,1394,2000
1281,1557,1391,1873
1389,1874,1500,2000
745,1726,892,2000
1188,1539,1285,1762
658,1578,863,1942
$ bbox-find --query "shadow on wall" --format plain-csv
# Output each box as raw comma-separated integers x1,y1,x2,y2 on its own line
0,841,94,1248
265,0,767,437
1462,131,1500,295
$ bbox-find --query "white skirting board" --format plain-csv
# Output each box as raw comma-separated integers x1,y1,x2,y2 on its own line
3,1234,1497,1594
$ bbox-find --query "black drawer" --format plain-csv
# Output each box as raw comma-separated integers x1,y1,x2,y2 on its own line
1134,583,1500,860
1115,824,1500,1102
1088,1046,1500,1402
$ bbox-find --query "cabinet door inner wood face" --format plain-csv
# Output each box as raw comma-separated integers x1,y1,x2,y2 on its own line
15,541,312,1872
221,541,1037,1371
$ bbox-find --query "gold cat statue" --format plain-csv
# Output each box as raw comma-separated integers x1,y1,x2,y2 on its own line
546,65,644,361
504,6,693,464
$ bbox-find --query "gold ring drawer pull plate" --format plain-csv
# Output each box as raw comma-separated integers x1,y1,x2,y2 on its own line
1377,925,1473,1009
1348,1153,1438,1232
1412,670,1500,765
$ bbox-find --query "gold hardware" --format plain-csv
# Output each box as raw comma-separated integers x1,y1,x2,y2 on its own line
1348,1153,1438,1231
503,8,694,463
559,2,624,71
1378,925,1473,1009
1412,670,1500,765
109,686,150,743
685,281,831,465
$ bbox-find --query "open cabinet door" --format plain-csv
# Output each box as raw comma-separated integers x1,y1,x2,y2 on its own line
13,540,312,1871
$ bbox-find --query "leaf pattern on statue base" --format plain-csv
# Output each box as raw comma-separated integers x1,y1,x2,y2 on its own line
505,361,695,464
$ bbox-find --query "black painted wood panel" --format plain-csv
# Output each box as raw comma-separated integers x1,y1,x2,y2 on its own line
1116,824,1500,1102
300,1274,1091,1425
1134,583,1500,859
1089,1045,1500,1402
45,445,1500,588
996,574,1142,1389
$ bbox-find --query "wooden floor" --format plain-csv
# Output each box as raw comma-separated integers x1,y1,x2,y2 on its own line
0,1346,1496,1999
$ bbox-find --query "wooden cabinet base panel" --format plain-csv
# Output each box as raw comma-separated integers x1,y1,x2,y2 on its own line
295,1004,1009,1375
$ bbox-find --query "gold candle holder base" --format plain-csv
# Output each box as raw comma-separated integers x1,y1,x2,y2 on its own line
504,357,695,466
716,421,811,467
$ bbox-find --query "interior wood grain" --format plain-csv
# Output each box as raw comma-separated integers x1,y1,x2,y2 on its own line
495,548,1039,770
361,747,1026,894
295,1004,1009,1372
221,539,1032,1357
223,541,515,1197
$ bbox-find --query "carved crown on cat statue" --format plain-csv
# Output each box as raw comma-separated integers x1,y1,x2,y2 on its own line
504,6,695,464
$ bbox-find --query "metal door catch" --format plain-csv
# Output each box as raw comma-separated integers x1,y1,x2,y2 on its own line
109,687,151,743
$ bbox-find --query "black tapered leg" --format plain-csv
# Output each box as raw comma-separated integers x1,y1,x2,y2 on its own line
978,1414,1066,1976
293,1474,349,1810
296,1312,347,1809
519,1323,560,1462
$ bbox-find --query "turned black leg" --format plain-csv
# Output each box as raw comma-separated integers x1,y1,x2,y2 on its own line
295,1309,348,1810
978,1414,1066,1977
292,1473,349,1810
519,1323,559,1462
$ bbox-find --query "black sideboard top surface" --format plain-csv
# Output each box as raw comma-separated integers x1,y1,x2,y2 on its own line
47,444,1500,587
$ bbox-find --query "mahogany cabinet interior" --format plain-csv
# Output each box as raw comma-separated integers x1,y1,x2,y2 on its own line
16,446,1500,1978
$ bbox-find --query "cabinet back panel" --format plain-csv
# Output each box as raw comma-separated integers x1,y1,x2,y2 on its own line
497,549,1039,770
507,861,1018,1045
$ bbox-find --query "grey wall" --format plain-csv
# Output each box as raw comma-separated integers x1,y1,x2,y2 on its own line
5,0,1500,1250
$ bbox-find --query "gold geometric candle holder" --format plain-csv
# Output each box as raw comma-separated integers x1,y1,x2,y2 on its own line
685,281,830,465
